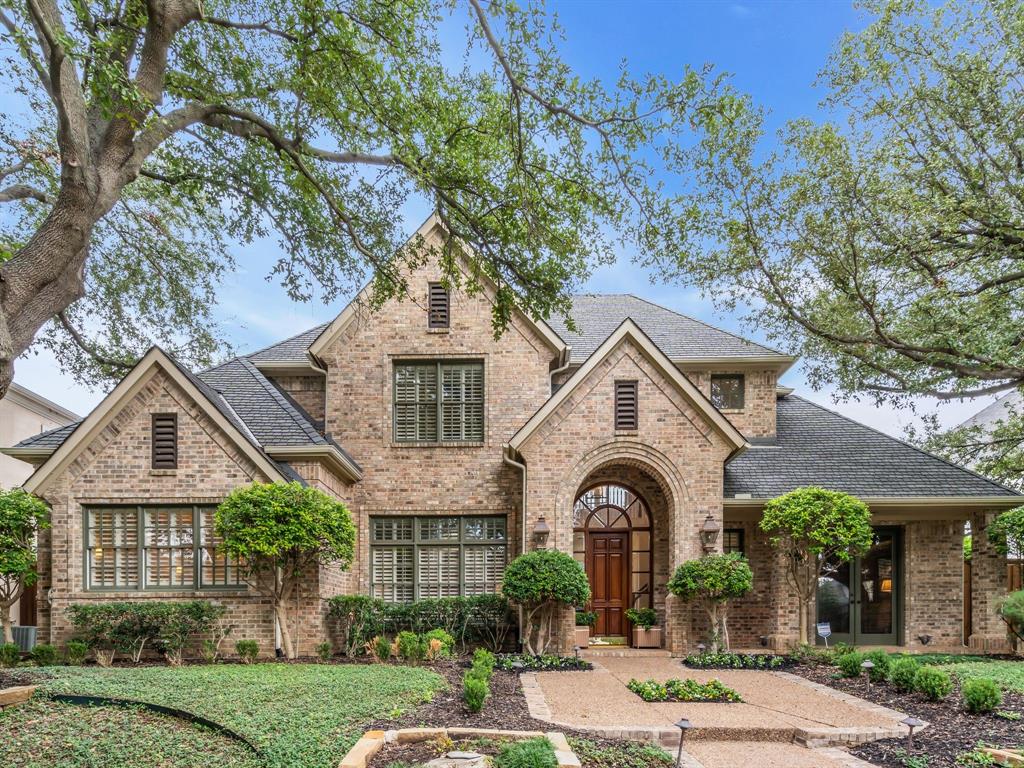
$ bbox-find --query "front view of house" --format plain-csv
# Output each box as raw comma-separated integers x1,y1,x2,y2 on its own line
5,215,1019,657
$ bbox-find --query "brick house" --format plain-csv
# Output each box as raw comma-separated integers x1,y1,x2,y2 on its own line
4,215,1019,657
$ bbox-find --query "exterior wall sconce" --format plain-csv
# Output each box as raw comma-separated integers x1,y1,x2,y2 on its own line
700,512,721,553
533,515,551,548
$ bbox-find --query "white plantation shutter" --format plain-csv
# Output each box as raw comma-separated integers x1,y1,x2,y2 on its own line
88,508,139,588
440,363,484,441
372,546,414,602
394,364,438,441
418,546,461,598
464,545,506,595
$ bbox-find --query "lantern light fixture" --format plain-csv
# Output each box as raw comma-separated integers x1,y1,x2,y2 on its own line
700,513,721,553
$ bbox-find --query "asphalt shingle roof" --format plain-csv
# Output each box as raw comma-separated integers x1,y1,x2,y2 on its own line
724,395,1020,499
15,422,79,449
548,294,787,363
246,323,329,362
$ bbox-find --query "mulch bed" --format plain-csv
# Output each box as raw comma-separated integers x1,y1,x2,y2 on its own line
370,736,508,768
0,670,37,688
789,663,1024,768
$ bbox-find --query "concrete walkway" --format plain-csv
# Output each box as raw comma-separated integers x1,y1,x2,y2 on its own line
521,657,909,768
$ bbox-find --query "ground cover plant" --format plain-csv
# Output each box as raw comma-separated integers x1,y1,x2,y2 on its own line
495,654,591,672
684,652,788,670
36,663,444,768
566,736,672,768
626,677,742,703
0,698,262,768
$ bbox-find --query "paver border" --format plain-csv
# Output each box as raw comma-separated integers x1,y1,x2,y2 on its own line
0,685,36,709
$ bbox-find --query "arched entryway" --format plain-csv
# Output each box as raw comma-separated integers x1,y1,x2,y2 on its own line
573,482,654,639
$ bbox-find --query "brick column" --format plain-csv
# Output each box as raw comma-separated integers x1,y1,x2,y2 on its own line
665,594,691,655
969,512,1011,653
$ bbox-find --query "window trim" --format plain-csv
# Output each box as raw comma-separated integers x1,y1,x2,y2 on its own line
710,373,746,410
723,527,745,555
392,360,485,444
83,504,246,592
370,515,507,602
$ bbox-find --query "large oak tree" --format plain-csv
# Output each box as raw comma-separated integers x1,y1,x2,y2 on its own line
655,0,1024,482
0,0,729,397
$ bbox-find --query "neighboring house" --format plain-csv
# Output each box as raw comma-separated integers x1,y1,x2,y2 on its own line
0,383,79,630
2,215,1019,656
959,389,1023,435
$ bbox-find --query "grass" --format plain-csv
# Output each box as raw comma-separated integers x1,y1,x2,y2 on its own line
886,653,1024,694
0,698,263,768
28,663,445,768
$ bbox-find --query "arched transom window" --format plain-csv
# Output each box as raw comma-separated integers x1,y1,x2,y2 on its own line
573,483,653,609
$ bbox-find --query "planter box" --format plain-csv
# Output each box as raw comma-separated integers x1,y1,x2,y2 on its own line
632,626,662,649
12,626,36,652
574,627,591,648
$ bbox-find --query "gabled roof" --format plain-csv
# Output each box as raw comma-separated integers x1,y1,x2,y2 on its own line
509,319,748,455
247,323,330,364
548,294,793,365
959,389,1022,433
723,395,1021,502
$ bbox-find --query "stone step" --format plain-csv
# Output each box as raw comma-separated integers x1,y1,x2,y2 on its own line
582,648,672,658
681,740,876,768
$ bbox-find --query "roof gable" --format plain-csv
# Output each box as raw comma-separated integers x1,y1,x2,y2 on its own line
509,319,748,454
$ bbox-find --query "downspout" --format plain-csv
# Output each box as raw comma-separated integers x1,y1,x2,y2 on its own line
549,345,572,394
502,445,528,646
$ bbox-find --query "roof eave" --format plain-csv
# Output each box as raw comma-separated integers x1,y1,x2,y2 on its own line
723,495,1022,507
250,358,327,376
0,446,55,462
264,444,363,484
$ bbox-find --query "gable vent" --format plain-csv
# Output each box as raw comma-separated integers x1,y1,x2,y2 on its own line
428,282,450,328
614,380,638,430
151,413,178,469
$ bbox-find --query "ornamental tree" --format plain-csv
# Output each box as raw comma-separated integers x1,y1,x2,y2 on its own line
988,506,1024,561
667,553,752,652
0,489,49,643
215,482,355,659
760,487,873,645
502,550,590,655
0,0,738,399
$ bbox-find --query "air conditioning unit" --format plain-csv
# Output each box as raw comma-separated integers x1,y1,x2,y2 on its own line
12,625,37,652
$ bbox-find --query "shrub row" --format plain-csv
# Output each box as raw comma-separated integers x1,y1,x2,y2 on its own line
684,652,788,670
495,653,591,672
66,601,233,665
464,647,496,713
327,594,513,657
626,677,742,703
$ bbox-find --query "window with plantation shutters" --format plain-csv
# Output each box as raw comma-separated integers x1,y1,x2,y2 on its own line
370,515,506,602
151,413,178,468
394,361,484,443
614,380,638,430
428,282,449,328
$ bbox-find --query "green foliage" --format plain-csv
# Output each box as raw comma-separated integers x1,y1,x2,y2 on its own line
462,671,490,713
234,640,259,664
371,636,392,663
566,737,673,768
624,607,658,629
0,642,21,667
64,640,89,666
575,610,598,627
667,553,753,651
396,631,424,664
988,508,1024,558
914,666,954,701
684,652,787,670
159,602,228,666
494,738,557,768
626,677,742,703
36,663,444,768
889,657,922,692
998,590,1024,640
0,489,49,640
29,643,58,667
495,654,591,672
328,595,386,657
963,535,973,562
835,651,866,678
472,648,496,675
422,628,454,659
502,551,590,655
956,745,1001,767
931,658,1024,694
961,678,1003,713
862,649,891,683
316,642,333,663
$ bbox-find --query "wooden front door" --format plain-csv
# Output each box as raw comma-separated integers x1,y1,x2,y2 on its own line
588,532,629,636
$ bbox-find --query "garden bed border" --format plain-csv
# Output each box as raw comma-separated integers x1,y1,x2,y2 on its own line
0,685,36,709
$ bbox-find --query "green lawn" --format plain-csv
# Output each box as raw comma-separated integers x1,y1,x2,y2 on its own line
889,653,1024,694
12,663,444,768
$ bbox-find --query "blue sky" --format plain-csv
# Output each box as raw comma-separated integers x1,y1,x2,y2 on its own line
11,0,990,435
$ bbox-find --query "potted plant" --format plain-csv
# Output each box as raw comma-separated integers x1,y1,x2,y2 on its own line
625,607,661,648
575,610,597,648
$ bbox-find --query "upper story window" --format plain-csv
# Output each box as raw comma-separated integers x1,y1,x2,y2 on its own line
151,413,178,468
711,374,745,410
85,505,244,590
428,282,450,328
614,380,638,430
394,361,484,443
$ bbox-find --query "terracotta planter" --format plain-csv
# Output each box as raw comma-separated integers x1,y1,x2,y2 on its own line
632,626,662,649
574,627,591,648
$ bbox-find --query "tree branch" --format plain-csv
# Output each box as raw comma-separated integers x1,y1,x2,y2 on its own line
0,183,50,203
55,311,133,371
199,15,298,42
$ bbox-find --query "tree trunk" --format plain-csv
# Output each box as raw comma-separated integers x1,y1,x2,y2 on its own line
275,602,295,659
798,596,810,646
1,609,13,644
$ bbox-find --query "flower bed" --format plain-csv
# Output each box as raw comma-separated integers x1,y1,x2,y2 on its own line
683,652,789,670
495,654,592,672
626,677,742,703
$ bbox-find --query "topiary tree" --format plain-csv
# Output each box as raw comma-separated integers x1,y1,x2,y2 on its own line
0,489,49,643
502,550,591,655
760,487,873,645
216,482,355,659
998,589,1024,650
667,553,753,652
988,506,1024,561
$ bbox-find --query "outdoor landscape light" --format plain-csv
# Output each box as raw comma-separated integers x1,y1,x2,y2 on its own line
573,645,582,661
699,513,721,553
696,643,706,654
674,718,693,768
901,716,925,751
533,515,551,548
861,659,875,690
511,661,525,672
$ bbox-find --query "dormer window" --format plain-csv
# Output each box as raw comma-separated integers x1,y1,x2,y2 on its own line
428,282,449,328
711,374,745,410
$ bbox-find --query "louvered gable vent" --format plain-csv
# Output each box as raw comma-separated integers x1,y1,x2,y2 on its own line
614,380,638,430
428,282,449,328
151,413,178,469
